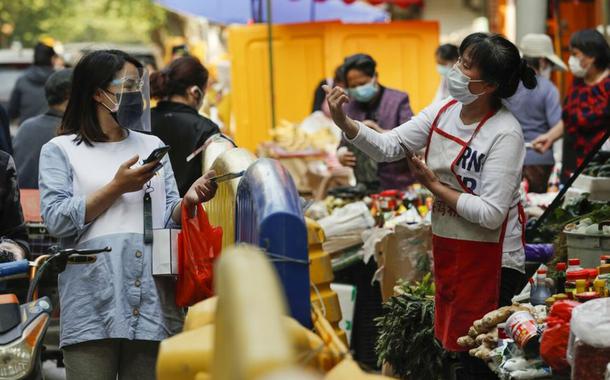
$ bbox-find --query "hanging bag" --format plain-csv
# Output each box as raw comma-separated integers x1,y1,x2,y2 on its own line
175,203,222,307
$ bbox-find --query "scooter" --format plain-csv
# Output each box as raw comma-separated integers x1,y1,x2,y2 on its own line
0,246,111,380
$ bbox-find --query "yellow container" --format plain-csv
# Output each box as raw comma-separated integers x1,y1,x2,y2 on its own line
228,21,440,152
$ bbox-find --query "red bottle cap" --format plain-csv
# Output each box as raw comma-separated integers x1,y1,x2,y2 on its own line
569,258,581,266
537,269,547,275
588,268,599,278
567,270,589,280
380,190,400,197
556,262,567,271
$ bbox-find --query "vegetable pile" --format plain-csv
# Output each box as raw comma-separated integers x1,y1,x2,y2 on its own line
375,274,445,380
582,153,610,178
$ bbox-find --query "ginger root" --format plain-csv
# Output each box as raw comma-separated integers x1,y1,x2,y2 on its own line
468,326,479,338
481,306,513,329
473,319,490,334
457,335,476,348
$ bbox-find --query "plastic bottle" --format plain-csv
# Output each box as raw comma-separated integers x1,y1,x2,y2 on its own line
598,265,610,296
530,269,552,306
567,258,583,274
555,262,567,294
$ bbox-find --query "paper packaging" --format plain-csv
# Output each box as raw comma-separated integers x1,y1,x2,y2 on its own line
330,283,356,344
152,229,180,276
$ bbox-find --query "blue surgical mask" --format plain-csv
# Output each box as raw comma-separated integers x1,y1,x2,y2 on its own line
436,64,451,76
348,78,379,103
447,65,486,105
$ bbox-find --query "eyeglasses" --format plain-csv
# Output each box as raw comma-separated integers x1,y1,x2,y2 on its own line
109,76,144,92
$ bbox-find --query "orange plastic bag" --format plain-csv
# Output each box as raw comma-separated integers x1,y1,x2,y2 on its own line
176,203,223,307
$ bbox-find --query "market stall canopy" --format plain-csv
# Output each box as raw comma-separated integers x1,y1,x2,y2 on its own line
155,0,388,24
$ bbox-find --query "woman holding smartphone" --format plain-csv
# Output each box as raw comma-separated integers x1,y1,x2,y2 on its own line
325,33,536,379
39,50,217,379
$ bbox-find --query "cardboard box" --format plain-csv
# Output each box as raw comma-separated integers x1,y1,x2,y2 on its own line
152,229,180,276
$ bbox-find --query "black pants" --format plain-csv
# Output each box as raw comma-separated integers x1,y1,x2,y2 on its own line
458,267,525,380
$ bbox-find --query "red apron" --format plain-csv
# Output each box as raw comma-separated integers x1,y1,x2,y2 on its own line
425,99,508,352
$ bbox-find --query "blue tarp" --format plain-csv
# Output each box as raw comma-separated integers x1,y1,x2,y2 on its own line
155,0,388,24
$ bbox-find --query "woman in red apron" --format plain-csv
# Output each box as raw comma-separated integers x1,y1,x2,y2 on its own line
325,33,537,379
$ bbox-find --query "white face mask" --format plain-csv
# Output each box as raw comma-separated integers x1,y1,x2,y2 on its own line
447,65,486,105
569,55,588,78
540,65,552,80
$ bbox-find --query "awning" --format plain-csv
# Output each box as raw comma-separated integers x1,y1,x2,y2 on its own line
155,0,389,24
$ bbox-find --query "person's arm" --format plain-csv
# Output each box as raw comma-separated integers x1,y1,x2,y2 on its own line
532,120,564,153
324,85,436,163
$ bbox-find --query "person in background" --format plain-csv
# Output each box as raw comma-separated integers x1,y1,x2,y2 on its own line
433,43,459,102
312,65,346,113
13,69,72,189
532,29,610,184
150,56,221,197
337,53,414,192
0,151,29,261
8,41,59,124
325,33,536,379
0,105,12,153
39,49,217,379
504,34,566,193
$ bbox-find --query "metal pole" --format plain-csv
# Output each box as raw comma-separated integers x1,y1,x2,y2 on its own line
266,0,277,130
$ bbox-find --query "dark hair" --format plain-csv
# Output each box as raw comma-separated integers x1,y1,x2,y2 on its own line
436,44,459,62
34,42,56,66
60,50,143,145
343,53,376,78
333,65,345,85
150,56,208,99
460,33,537,100
45,68,73,106
570,29,610,70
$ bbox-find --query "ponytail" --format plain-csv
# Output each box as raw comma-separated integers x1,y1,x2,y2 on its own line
149,56,208,100
519,59,537,89
150,69,170,99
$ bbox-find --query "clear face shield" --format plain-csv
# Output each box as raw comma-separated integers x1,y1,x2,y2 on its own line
103,66,151,132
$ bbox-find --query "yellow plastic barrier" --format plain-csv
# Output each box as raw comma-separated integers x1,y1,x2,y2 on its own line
228,21,439,151
307,218,346,345
203,148,256,249
212,245,295,380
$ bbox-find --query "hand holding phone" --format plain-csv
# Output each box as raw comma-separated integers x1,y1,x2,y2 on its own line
143,146,171,165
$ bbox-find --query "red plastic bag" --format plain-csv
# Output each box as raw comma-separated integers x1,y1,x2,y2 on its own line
175,203,223,307
540,300,580,374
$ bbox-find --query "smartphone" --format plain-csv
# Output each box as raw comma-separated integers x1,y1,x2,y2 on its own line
398,141,414,159
143,146,171,165
210,171,245,184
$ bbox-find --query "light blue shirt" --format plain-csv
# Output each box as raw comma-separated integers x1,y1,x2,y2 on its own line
504,75,562,166
39,132,183,348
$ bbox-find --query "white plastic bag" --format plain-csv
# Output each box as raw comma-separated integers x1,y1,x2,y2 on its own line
568,298,610,380
317,201,375,238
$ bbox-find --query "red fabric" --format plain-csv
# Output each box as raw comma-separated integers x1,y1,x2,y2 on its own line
176,203,223,307
561,77,610,183
433,234,503,351
540,300,580,373
426,100,505,352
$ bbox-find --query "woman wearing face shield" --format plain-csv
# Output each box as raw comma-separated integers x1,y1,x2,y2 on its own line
150,57,222,197
531,28,610,184
325,33,536,379
503,33,567,193
38,50,218,379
